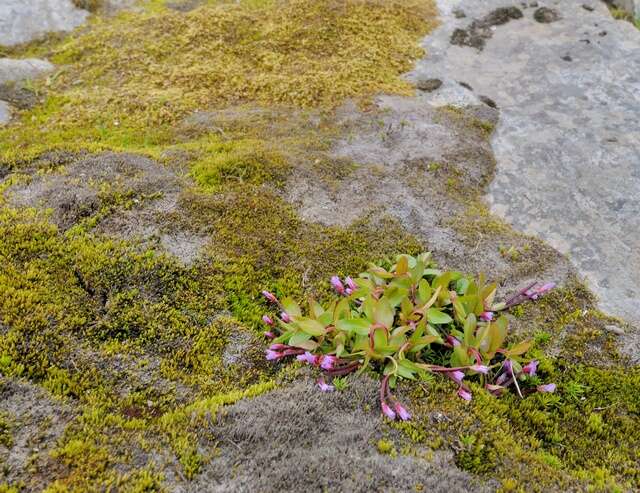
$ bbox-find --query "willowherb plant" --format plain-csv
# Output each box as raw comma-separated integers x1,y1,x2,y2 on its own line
262,253,556,420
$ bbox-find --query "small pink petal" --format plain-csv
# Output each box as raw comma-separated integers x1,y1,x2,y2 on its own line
269,343,288,351
457,388,472,401
479,311,494,322
265,350,281,361
330,275,345,295
522,360,538,376
280,311,291,323
381,402,396,420
262,315,274,325
317,378,334,392
470,364,489,374
537,383,556,393
296,351,317,365
446,335,461,347
393,402,411,421
263,331,275,339
447,370,465,385
345,276,357,291
320,355,337,370
261,290,278,303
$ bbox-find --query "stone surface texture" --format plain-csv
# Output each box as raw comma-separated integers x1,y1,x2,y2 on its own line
0,0,88,46
410,0,640,327
0,101,10,125
0,58,54,86
0,58,54,125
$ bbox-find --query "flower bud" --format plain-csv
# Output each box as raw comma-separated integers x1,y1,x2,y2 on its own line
381,402,396,420
457,388,472,401
330,275,345,295
261,290,278,303
522,360,538,376
537,383,556,393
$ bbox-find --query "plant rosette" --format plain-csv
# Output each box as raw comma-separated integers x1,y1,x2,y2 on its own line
262,253,555,420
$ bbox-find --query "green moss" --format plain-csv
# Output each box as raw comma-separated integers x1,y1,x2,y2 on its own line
0,0,438,163
376,438,396,455
0,412,13,448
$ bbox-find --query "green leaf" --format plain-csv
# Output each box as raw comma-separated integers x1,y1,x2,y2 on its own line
309,299,324,319
374,298,394,328
417,279,432,305
410,259,425,283
385,285,408,308
336,318,371,336
488,316,508,354
463,313,477,347
333,297,351,321
426,308,453,325
289,332,318,350
281,297,302,317
317,311,333,327
373,328,388,350
451,344,472,367
397,359,417,379
296,318,326,336
504,340,532,357
396,255,409,275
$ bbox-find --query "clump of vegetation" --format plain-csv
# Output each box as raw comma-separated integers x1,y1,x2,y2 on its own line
262,253,556,419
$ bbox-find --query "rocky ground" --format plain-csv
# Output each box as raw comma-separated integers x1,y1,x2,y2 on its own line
0,1,639,492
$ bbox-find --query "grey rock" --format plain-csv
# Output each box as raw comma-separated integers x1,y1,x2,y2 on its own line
0,100,11,125
0,0,88,46
604,324,625,335
410,0,640,327
0,58,54,86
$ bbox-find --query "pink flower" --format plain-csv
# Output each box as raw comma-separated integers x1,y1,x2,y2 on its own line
537,282,556,295
469,364,489,374
280,311,291,323
381,402,396,420
262,315,274,326
526,282,556,301
265,350,281,361
393,402,411,421
485,384,505,396
330,275,345,295
317,378,334,392
447,370,465,385
296,351,318,365
446,335,461,347
320,355,338,370
269,343,288,351
537,383,556,393
457,388,472,401
522,360,538,376
263,331,275,339
345,276,357,291
345,287,353,296
262,290,278,303
495,372,509,386
480,311,494,322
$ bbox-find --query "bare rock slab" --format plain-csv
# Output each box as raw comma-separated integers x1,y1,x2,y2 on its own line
0,58,54,85
411,0,640,327
0,0,88,46
0,100,10,125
